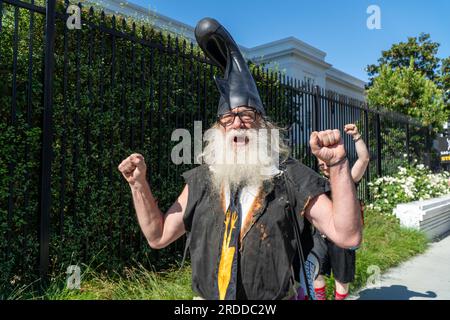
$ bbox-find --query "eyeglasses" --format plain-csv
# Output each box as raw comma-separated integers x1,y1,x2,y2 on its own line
218,109,259,127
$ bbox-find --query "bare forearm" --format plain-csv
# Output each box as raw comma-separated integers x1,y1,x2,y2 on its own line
329,158,361,245
351,139,370,182
119,154,186,249
355,139,369,162
130,181,164,245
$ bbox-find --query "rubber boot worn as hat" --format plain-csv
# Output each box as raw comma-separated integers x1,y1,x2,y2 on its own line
194,17,265,117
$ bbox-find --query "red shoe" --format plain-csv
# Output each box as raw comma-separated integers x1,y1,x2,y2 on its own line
335,291,349,300
314,286,327,300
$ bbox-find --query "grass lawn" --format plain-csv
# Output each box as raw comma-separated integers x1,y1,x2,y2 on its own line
5,209,428,300
8,264,194,300
325,209,428,299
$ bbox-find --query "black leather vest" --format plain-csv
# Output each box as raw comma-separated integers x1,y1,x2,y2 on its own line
181,158,330,300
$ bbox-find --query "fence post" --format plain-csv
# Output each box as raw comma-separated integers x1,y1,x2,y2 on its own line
39,0,56,284
312,85,321,171
313,85,321,132
363,107,370,200
375,113,382,177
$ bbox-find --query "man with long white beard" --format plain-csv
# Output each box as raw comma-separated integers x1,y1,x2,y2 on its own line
118,18,361,300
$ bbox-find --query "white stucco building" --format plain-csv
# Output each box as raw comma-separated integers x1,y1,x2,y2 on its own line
96,0,366,101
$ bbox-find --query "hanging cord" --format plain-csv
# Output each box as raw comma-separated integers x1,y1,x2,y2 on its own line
179,232,191,271
283,170,312,300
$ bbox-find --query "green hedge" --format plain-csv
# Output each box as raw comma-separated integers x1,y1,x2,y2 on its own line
0,1,289,295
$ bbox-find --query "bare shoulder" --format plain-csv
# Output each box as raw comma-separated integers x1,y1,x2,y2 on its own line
154,184,189,249
305,192,331,218
167,184,189,216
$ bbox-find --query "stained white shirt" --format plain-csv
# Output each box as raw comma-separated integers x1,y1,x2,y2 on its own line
223,184,259,230
222,165,282,230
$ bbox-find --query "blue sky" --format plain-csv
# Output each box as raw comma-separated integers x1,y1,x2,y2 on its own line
124,0,449,82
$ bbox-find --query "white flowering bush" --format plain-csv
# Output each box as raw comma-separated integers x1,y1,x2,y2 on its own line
367,161,450,215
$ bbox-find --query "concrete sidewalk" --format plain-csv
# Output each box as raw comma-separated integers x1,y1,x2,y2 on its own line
350,235,450,300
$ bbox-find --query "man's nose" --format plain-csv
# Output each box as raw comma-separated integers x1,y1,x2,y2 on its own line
229,114,245,130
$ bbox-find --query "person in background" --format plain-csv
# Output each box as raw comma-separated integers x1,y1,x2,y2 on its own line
313,123,369,300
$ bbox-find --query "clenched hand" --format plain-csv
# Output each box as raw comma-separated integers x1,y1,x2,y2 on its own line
118,153,147,186
310,129,346,165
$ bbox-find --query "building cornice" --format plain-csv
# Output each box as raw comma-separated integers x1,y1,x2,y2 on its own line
326,67,367,91
248,47,332,70
92,0,197,42
246,37,327,61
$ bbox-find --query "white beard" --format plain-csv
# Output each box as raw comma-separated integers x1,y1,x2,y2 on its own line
199,126,281,192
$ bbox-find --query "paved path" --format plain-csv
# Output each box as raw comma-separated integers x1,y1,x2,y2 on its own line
350,235,450,300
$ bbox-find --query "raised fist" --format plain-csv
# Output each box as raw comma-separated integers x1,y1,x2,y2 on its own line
344,124,359,137
118,153,147,186
309,129,346,165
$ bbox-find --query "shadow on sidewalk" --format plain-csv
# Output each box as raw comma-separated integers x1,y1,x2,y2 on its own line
356,285,437,300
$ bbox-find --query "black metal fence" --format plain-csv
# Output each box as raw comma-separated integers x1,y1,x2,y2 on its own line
0,0,433,289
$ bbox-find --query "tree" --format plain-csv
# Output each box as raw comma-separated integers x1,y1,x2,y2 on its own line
367,33,442,84
367,60,446,131
367,33,450,121
440,57,450,108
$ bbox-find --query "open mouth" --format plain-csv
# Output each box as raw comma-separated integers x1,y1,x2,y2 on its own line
233,135,249,146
